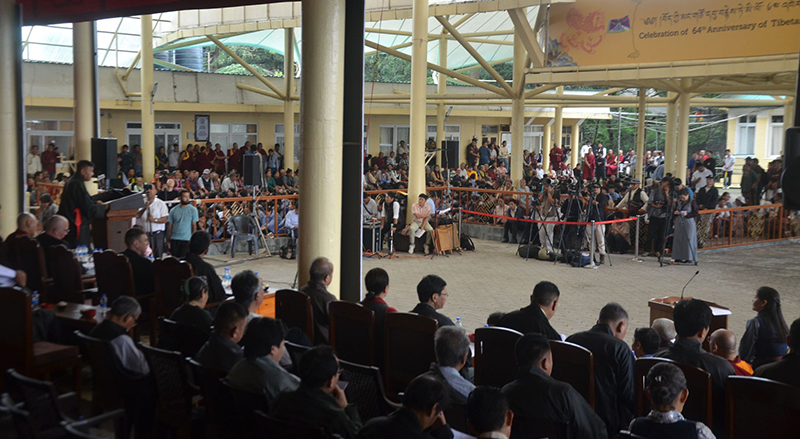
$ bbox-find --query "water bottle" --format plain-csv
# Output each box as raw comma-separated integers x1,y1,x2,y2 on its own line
484,324,489,328
100,294,108,315
456,317,462,329
31,291,40,310
223,268,231,288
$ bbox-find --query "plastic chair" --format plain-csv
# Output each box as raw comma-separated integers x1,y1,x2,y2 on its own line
4,369,77,434
230,215,259,258
338,359,400,422
62,409,126,439
474,326,523,388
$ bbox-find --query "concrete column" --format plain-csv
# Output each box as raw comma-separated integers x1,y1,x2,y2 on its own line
784,99,794,156
436,32,447,167
299,0,345,295
664,93,677,175
676,80,691,181
542,120,552,170
510,34,525,181
407,0,428,222
635,88,646,181
284,28,296,170
73,21,98,163
0,0,23,234
140,15,155,182
554,106,564,164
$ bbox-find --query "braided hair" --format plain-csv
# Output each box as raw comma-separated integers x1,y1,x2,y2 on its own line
364,268,389,301
182,276,209,303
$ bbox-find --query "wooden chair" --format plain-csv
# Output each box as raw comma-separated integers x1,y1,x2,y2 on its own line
222,379,270,439
275,289,315,344
138,344,202,439
329,301,375,366
443,402,469,435
6,236,48,298
188,360,236,439
45,245,97,304
550,340,595,408
284,341,311,373
383,312,438,400
153,257,194,319
338,359,400,422
255,411,327,439
0,287,81,392
726,376,800,439
156,317,211,358
634,357,712,427
510,415,570,439
95,250,156,342
474,326,523,388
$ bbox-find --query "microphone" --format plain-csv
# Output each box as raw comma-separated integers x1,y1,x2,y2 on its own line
681,270,700,300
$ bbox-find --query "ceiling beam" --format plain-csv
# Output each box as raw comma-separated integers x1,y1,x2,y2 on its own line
524,84,558,98
507,7,545,68
208,35,286,100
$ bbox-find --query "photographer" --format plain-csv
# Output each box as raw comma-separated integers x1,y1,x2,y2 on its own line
584,184,608,265
537,183,559,253
647,178,672,257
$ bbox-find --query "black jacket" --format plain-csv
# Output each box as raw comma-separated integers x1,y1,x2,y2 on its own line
121,249,155,298
270,385,362,439
497,304,560,341
755,352,800,387
193,333,244,373
410,303,454,328
169,304,213,333
566,323,635,436
183,252,226,303
58,174,106,247
502,366,608,439
299,281,338,344
358,407,453,439
36,233,67,250
696,186,719,210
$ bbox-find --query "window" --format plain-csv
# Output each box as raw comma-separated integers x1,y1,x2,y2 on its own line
210,123,258,153
769,115,784,157
379,125,410,155
126,122,182,155
26,119,74,159
736,115,757,156
523,125,544,154
426,124,461,144
482,124,499,135
561,125,572,148
275,123,300,165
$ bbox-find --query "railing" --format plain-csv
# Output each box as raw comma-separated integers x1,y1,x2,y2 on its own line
696,203,796,250
188,194,299,241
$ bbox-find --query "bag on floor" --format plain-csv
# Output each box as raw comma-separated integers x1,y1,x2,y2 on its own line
460,234,475,251
518,245,540,259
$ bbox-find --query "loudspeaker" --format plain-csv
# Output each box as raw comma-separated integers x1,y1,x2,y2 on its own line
243,154,265,186
91,138,117,178
782,127,800,210
441,140,459,170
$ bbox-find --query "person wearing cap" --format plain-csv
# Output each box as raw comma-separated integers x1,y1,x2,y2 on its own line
198,169,216,193
585,183,609,264
136,183,169,258
38,192,59,224
616,178,649,216
409,193,434,255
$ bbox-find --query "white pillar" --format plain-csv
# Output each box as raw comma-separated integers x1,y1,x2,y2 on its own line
543,121,552,170
555,106,565,164
284,28,296,171
140,15,155,182
298,0,345,296
510,34,525,181
676,80,691,181
73,22,96,163
665,93,677,176
407,0,428,222
0,0,22,234
635,88,646,181
436,32,447,167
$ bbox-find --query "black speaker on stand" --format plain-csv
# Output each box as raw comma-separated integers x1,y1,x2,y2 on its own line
782,128,800,210
91,138,117,178
441,140,459,171
243,154,265,187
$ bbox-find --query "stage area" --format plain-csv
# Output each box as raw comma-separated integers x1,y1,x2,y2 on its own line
207,240,800,345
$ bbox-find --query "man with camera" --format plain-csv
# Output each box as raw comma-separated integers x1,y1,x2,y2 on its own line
537,183,559,253
585,183,609,265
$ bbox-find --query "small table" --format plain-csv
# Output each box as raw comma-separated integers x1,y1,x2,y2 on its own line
54,303,104,333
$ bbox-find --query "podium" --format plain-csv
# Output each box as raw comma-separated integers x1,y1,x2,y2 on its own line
648,296,731,350
90,190,145,252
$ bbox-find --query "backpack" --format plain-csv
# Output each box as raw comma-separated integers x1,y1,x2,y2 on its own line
460,234,475,251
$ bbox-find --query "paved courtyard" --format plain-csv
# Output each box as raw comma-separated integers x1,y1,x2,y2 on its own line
207,239,800,345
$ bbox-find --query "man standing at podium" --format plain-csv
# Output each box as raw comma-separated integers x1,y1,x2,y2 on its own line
58,160,107,248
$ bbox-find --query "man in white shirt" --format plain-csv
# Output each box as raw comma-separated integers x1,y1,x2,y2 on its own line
362,194,378,221
0,264,26,287
397,140,409,157
410,194,434,255
498,141,511,168
691,162,713,192
27,145,43,175
168,144,180,171
534,164,545,180
137,184,169,258
579,141,592,162
284,201,299,239
220,172,239,194
722,149,736,189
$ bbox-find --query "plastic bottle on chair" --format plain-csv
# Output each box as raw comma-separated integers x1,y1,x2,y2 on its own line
456,317,462,329
223,268,232,288
100,294,108,315
31,291,39,310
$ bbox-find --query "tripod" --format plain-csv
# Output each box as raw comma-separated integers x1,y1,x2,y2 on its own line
554,190,585,266
584,189,612,267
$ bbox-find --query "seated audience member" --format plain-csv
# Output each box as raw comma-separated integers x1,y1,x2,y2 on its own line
88,296,149,376
632,327,661,358
231,270,264,321
629,363,716,439
194,301,248,372
426,326,475,404
183,230,226,303
226,317,300,403
121,227,155,298
656,299,734,435
739,286,790,368
270,346,362,438
299,257,337,343
709,329,752,376
358,374,453,439
36,215,69,249
466,386,513,439
498,281,561,340
652,318,676,348
169,276,213,332
502,333,607,439
360,267,397,366
566,303,635,437
7,212,37,240
411,275,454,327
0,264,26,287
755,318,800,387
486,312,506,327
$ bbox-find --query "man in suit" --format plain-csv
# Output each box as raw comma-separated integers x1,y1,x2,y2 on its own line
410,274,454,327
425,326,475,404
358,374,453,439
503,333,608,439
36,215,69,249
121,228,155,298
656,299,735,436
270,346,362,438
183,230,226,303
502,198,525,244
566,303,635,437
498,281,561,340
298,257,338,344
755,318,800,387
194,301,248,372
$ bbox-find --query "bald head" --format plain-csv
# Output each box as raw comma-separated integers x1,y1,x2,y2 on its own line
44,215,69,240
652,318,676,348
309,257,334,286
709,329,737,361
16,213,37,238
